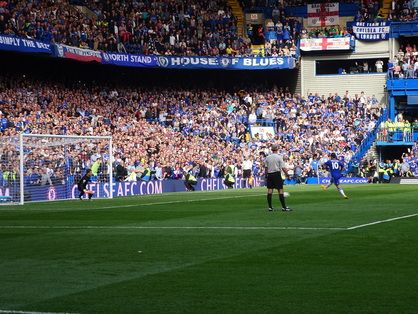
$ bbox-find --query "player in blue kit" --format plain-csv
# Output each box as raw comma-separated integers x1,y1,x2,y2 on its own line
321,153,349,199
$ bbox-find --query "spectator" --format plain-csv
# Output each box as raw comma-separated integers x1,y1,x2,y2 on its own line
0,69,385,189
116,160,128,182
39,168,53,186
375,59,384,72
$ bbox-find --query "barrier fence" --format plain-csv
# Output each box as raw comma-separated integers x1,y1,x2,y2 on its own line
0,176,370,203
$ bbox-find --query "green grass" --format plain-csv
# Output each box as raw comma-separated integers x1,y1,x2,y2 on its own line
0,184,417,314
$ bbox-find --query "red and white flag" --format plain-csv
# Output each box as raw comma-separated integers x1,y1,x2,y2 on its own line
300,37,351,51
307,3,339,27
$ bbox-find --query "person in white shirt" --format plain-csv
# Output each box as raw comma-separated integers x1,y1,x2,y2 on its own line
248,110,257,124
241,157,253,188
375,59,383,72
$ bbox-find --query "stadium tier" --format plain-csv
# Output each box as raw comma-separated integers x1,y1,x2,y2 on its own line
1,1,418,203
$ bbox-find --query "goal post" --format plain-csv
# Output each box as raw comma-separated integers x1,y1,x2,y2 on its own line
1,134,113,205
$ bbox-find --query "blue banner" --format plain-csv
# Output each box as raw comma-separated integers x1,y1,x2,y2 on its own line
101,54,295,70
0,177,369,203
156,55,295,70
102,52,157,67
285,177,369,185
1,178,262,202
0,35,295,70
352,21,391,40
0,34,52,54
316,177,368,184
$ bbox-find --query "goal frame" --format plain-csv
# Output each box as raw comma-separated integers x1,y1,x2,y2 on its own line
18,133,113,205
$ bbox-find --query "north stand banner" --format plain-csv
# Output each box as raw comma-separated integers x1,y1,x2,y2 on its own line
155,55,295,70
0,34,52,54
102,52,157,67
102,54,296,70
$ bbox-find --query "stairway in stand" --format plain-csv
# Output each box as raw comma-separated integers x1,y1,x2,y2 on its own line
379,0,391,19
228,0,245,38
251,44,265,56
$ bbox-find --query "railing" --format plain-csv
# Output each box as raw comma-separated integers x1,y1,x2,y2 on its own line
386,78,418,90
377,127,417,143
244,2,358,19
249,46,300,58
148,119,277,127
70,0,103,21
250,119,276,127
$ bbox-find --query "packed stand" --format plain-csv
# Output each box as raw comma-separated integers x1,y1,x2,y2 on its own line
0,73,387,187
353,0,418,23
386,43,418,79
0,0,257,57
0,0,312,57
347,144,418,184
259,12,301,57
385,0,418,22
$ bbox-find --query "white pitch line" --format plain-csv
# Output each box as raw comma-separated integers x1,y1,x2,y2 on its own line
0,225,345,230
99,194,264,209
346,213,418,230
0,310,79,314
0,193,266,211
1,213,416,231
1,216,416,314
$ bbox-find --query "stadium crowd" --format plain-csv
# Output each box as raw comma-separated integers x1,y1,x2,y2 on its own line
2,0,416,60
385,43,418,78
386,0,418,22
0,71,399,188
0,0,243,56
0,0,260,56
0,0,356,57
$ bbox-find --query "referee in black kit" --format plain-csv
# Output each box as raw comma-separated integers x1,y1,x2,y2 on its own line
264,144,292,212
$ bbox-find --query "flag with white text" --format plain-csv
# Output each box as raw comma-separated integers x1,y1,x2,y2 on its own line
308,3,339,27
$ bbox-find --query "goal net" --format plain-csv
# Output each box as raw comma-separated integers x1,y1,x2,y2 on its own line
0,134,113,205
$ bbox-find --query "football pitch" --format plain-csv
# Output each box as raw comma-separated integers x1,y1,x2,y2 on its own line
0,184,417,314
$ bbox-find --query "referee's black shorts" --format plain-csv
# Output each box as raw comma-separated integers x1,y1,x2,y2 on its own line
243,169,251,178
266,171,284,190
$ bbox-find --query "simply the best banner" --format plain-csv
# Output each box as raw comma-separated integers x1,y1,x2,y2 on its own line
352,22,391,40
0,34,52,54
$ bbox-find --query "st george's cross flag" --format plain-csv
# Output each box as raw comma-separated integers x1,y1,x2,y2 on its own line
307,3,339,27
